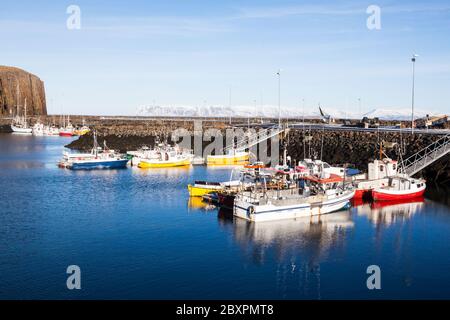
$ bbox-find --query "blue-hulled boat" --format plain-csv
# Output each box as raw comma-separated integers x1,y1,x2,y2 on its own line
59,131,128,170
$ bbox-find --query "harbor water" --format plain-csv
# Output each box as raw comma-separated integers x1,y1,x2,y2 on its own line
0,134,450,299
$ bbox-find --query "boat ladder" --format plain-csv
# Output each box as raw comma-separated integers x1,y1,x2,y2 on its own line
398,134,450,176
224,125,288,153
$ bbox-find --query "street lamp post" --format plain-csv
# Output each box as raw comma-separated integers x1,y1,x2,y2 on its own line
277,69,281,127
358,98,361,118
411,54,418,134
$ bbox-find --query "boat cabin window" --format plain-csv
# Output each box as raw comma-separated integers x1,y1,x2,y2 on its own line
323,163,330,168
379,166,384,172
393,164,397,170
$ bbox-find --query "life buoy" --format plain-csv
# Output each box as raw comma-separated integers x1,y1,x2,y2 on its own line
247,206,255,217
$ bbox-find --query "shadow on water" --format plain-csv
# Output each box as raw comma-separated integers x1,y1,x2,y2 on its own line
425,185,450,206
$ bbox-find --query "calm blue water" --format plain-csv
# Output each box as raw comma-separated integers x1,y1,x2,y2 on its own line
1,134,450,299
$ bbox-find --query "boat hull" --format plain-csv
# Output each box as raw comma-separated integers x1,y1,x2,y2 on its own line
234,190,355,222
207,153,249,165
188,184,222,197
59,132,74,137
68,159,128,170
138,159,190,168
372,187,426,201
354,189,372,199
11,125,32,134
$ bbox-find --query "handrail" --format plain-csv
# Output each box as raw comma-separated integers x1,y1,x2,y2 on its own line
399,134,450,176
223,125,286,153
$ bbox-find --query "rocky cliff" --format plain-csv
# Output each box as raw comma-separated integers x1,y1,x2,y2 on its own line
0,66,47,116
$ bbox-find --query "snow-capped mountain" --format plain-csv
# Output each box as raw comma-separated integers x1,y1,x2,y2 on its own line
361,108,431,121
137,105,436,121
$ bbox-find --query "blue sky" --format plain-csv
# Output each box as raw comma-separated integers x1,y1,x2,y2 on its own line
1,0,449,115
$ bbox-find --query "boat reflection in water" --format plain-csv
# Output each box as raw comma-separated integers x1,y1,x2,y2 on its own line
187,197,217,211
352,197,425,226
218,209,354,298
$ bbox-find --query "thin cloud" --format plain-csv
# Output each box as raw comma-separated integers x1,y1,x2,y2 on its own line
235,2,450,19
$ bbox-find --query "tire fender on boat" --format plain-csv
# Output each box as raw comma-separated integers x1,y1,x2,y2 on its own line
247,206,255,217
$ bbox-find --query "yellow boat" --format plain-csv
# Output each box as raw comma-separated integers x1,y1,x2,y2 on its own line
137,145,193,168
188,181,223,197
74,123,90,136
207,150,249,165
138,158,190,168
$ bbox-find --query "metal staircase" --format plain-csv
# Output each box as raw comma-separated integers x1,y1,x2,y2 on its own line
399,134,450,176
224,125,288,153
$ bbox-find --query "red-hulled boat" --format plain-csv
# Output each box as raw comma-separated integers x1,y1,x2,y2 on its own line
59,130,74,137
371,177,426,201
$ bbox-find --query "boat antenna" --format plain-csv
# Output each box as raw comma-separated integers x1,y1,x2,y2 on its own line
93,130,98,157
379,140,383,160
320,124,324,160
308,123,312,158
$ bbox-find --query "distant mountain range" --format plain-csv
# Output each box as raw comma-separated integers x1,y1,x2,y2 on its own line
137,105,437,121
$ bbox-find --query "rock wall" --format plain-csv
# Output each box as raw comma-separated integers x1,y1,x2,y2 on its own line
0,66,47,116
286,129,450,185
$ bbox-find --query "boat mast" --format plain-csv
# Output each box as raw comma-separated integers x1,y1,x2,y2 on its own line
24,98,27,126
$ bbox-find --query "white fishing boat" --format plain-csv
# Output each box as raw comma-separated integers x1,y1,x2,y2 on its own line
32,121,45,136
234,174,355,222
127,146,159,166
296,159,350,177
45,125,60,136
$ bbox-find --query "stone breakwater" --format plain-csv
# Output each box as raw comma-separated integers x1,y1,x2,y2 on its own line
66,118,228,151
65,119,450,186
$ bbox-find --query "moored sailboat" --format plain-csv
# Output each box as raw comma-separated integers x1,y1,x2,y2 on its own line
11,98,32,134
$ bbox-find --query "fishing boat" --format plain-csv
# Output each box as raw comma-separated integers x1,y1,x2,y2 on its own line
59,132,128,170
352,158,405,199
45,125,60,136
138,145,192,168
188,181,224,197
127,146,159,166
59,115,74,136
297,159,351,177
233,173,355,222
32,121,45,136
206,149,249,165
73,120,90,136
188,164,262,198
74,126,90,136
372,176,426,201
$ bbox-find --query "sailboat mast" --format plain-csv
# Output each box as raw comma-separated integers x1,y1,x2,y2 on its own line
24,98,27,125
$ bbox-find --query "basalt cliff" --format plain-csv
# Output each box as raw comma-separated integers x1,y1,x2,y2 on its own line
0,66,47,116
